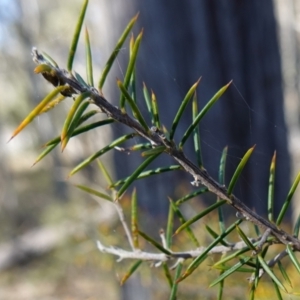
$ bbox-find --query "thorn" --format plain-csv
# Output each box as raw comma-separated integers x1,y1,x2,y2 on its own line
7,136,14,143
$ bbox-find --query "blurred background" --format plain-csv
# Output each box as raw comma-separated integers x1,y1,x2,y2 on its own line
1,0,300,299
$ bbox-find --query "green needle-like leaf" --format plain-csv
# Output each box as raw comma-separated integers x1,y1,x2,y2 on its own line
67,0,89,71
166,202,174,249
32,143,58,166
175,200,227,235
287,244,300,274
141,145,166,156
41,51,58,67
61,101,90,151
117,152,161,198
97,159,114,186
273,279,283,300
151,90,161,129
138,230,171,255
293,213,300,237
169,199,199,247
68,133,136,177
192,92,203,167
129,35,137,103
169,261,183,300
120,29,143,110
170,78,201,140
130,143,152,151
179,81,232,149
131,188,139,248
210,257,251,287
268,151,276,222
75,110,99,127
219,146,228,185
217,270,224,300
110,165,180,188
44,119,114,146
120,260,142,285
227,145,256,195
213,246,251,267
85,26,94,86
236,225,256,251
214,263,253,273
257,255,287,292
163,263,173,288
9,86,67,141
61,91,91,144
276,171,300,226
143,82,154,124
74,71,89,88
218,146,228,233
74,184,112,201
253,257,261,290
117,80,149,131
205,225,229,247
38,94,66,115
177,219,242,283
175,187,209,205
277,260,292,287
98,13,139,89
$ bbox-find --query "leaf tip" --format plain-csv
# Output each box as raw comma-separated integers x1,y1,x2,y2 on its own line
7,136,14,143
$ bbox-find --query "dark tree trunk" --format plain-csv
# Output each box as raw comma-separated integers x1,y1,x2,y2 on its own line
104,0,290,220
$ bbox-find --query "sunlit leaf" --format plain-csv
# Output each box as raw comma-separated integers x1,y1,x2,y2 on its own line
39,94,66,114
9,86,66,141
